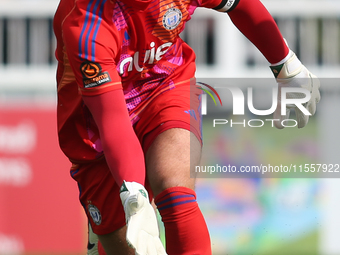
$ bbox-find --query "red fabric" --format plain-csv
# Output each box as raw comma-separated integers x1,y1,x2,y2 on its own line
200,0,230,9
135,81,203,152
70,161,126,235
120,0,152,10
98,239,106,255
82,90,145,187
68,83,202,236
155,187,212,255
54,0,198,163
228,0,289,64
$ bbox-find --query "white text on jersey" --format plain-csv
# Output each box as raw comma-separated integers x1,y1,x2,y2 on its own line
119,42,172,75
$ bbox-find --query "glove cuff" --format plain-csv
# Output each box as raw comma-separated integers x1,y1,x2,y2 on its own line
120,181,148,200
120,181,150,221
270,50,304,79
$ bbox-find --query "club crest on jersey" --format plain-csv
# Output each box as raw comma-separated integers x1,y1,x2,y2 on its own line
162,8,182,30
88,204,102,225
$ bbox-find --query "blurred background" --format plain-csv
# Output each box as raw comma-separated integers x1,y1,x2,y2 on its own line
0,0,340,254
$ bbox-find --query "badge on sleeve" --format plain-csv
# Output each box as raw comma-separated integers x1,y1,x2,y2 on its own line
80,61,112,88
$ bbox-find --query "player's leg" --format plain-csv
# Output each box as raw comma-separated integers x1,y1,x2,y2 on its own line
87,223,133,255
131,81,211,254
136,83,211,254
145,127,211,255
145,127,199,195
96,226,134,255
70,160,134,255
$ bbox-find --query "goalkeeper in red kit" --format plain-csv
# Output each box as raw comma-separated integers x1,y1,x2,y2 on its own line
53,0,320,253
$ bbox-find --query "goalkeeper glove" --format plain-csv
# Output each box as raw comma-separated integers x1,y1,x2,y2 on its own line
270,50,321,129
120,181,167,255
87,223,99,255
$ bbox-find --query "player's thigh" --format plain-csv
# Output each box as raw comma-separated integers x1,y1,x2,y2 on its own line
145,128,202,197
136,83,203,197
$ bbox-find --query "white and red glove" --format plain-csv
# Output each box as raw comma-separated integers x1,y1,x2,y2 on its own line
120,181,167,255
270,50,321,129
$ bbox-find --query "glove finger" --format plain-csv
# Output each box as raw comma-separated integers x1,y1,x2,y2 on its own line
126,217,139,249
315,88,321,104
306,74,320,116
135,231,148,255
143,204,160,236
310,73,321,104
313,84,321,105
154,236,167,255
146,235,158,255
307,100,316,116
295,107,309,129
273,107,290,129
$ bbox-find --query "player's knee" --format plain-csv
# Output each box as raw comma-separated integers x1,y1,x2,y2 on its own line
151,178,196,197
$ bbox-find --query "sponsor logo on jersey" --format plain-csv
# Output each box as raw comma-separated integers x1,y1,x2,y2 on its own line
80,62,112,88
81,62,100,79
88,204,102,225
118,41,172,75
162,8,182,30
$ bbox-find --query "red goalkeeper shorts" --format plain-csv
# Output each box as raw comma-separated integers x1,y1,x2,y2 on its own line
70,82,202,235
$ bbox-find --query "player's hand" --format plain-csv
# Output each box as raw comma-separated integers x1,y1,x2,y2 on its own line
270,51,320,129
120,181,167,255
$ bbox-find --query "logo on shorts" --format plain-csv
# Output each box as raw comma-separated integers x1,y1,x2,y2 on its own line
163,8,182,30
80,61,112,88
88,204,102,225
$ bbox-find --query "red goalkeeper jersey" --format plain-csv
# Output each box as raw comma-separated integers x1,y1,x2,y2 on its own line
54,0,238,162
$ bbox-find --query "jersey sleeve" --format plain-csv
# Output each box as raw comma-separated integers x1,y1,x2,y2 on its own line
227,0,289,64
62,6,122,96
82,90,146,187
200,0,240,12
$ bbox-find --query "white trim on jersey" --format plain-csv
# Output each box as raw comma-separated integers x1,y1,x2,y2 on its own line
216,0,237,12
